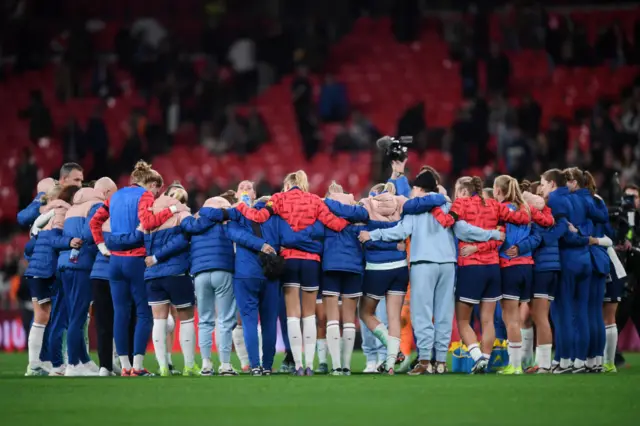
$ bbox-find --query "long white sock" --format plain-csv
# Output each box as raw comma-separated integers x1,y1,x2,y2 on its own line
326,321,341,370
508,341,522,369
166,313,175,365
468,343,482,362
287,317,303,369
302,315,317,369
258,324,263,361
574,359,585,369
560,358,572,369
385,336,401,370
232,327,249,368
84,314,90,355
28,323,46,368
536,344,552,370
316,339,328,365
596,355,603,367
133,354,144,370
119,356,132,370
372,323,389,347
202,358,213,370
342,323,356,370
180,319,196,369
521,327,534,364
152,319,168,369
586,357,596,369
604,325,618,365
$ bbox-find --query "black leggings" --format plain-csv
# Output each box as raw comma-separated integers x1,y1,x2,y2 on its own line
92,279,136,370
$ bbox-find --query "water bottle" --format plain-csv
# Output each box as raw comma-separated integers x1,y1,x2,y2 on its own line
70,248,80,263
241,192,251,206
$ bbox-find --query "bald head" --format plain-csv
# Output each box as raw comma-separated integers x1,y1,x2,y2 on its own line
37,178,57,195
94,177,117,198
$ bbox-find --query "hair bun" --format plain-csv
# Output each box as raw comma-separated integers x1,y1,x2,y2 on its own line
134,161,152,172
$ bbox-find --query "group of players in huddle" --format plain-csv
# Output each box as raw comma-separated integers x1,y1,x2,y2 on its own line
20,156,625,377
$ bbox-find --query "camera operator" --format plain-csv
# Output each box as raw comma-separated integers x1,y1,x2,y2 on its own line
614,184,640,367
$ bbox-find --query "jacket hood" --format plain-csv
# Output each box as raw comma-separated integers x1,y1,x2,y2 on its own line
204,197,231,209
360,192,407,222
37,178,56,195
73,188,105,205
326,192,355,205
523,191,545,211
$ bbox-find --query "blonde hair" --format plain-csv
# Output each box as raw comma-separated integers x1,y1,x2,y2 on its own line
219,190,238,204
164,181,188,203
483,188,494,199
495,175,530,214
369,182,396,196
131,160,163,187
326,181,344,197
283,170,309,192
41,184,62,205
456,176,485,205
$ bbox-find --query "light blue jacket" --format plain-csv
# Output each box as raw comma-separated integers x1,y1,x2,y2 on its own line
369,202,502,264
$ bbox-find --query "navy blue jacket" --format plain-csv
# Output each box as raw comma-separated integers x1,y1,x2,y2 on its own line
17,193,44,228
25,229,73,278
320,199,367,274
144,226,190,281
548,187,591,272
516,222,561,272
181,211,234,275
588,196,612,276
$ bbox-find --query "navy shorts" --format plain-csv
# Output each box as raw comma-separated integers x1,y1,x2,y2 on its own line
532,271,559,301
27,277,54,304
501,265,533,302
322,271,363,298
456,264,501,305
282,259,321,292
604,274,625,303
363,267,409,300
147,275,195,308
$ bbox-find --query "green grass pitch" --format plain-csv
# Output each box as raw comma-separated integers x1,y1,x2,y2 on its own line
1,352,638,426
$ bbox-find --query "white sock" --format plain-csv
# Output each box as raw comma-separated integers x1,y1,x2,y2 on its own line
258,324,263,362
508,341,522,369
232,327,249,368
372,323,389,347
596,355,603,367
28,323,46,368
119,356,132,370
574,359,585,369
536,344,552,370
152,319,168,369
316,339,328,365
202,358,212,370
521,327,534,363
302,315,317,369
586,357,596,369
342,323,356,370
468,343,482,362
604,325,618,365
385,336,401,370
180,319,196,369
560,358,572,369
84,314,90,356
287,317,303,369
326,321,341,370
167,313,175,333
133,354,144,370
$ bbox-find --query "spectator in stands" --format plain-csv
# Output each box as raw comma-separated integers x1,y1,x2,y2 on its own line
544,117,569,169
349,111,380,149
114,22,135,71
259,21,293,81
120,111,146,176
517,94,541,139
621,101,640,145
19,90,53,144
132,17,167,50
62,118,85,163
228,33,257,102
563,23,593,67
55,57,77,102
91,59,119,99
486,43,511,96
85,105,110,179
220,107,248,155
448,107,473,176
619,143,639,186
318,74,349,123
397,101,427,141
291,65,313,120
590,114,616,169
596,22,632,66
488,94,512,136
460,46,479,98
295,21,328,72
245,107,269,153
16,147,38,211
332,123,360,154
500,117,530,180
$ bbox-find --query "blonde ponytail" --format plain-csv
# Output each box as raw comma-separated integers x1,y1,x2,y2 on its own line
283,170,309,192
496,175,530,215
131,160,163,187
369,182,396,196
327,181,344,196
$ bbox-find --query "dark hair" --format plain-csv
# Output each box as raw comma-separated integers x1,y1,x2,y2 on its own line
530,181,540,195
58,185,80,204
60,162,83,178
584,171,597,195
457,176,485,205
220,190,237,204
542,169,567,187
419,165,441,185
563,167,584,188
519,180,532,193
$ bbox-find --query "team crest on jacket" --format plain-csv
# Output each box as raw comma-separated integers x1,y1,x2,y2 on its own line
267,201,273,207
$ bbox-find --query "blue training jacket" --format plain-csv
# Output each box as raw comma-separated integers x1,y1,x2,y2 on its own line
499,202,532,261
320,198,367,274
587,195,611,276
25,228,73,278
388,176,411,198
548,187,591,271
181,207,234,275
17,192,44,228
516,222,561,272
224,201,319,280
